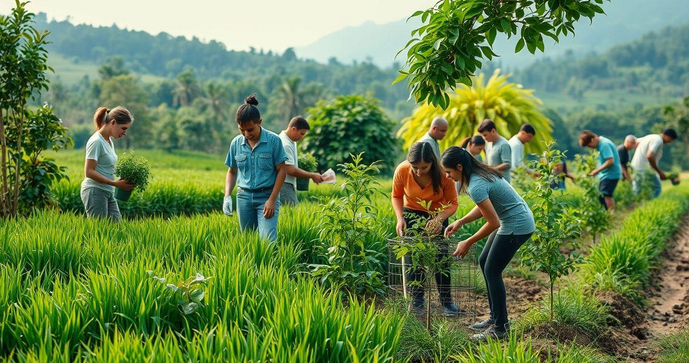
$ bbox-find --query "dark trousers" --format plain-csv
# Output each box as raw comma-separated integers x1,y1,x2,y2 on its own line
479,230,533,327
402,208,452,305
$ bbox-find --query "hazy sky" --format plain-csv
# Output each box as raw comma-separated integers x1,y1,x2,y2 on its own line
1,0,436,53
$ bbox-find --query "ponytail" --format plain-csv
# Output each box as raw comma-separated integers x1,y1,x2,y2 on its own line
460,137,472,149
441,146,502,193
93,106,134,131
93,107,108,130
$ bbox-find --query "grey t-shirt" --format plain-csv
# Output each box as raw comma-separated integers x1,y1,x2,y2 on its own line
485,136,512,183
466,173,535,235
418,132,441,160
81,132,117,192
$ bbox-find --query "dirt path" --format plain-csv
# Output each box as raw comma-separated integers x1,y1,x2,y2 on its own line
644,213,689,337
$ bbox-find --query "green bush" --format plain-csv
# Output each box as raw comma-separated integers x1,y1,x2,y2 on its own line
301,95,400,174
309,153,389,297
115,152,152,191
521,145,583,321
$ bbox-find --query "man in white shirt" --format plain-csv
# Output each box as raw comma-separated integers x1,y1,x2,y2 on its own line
418,117,448,159
278,116,324,205
630,128,677,198
508,124,539,178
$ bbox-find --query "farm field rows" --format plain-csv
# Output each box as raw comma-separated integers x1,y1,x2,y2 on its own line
0,150,680,361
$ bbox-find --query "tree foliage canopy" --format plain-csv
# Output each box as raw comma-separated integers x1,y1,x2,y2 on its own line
397,0,608,108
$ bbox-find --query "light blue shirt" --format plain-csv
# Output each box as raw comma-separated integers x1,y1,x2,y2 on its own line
225,127,288,190
597,136,622,181
466,173,535,235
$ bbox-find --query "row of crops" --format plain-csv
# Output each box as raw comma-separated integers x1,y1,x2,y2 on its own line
8,150,686,361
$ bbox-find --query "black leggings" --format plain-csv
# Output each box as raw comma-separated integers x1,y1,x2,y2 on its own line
479,230,533,327
402,208,452,304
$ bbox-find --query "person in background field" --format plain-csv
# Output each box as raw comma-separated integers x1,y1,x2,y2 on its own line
551,157,576,190
442,146,534,341
81,106,134,221
278,116,323,206
478,119,512,184
630,128,678,198
508,124,539,178
418,116,448,159
392,142,461,317
223,95,288,242
460,135,486,161
579,130,622,211
617,135,637,181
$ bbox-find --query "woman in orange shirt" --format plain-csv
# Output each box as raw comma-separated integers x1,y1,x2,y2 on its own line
392,141,460,316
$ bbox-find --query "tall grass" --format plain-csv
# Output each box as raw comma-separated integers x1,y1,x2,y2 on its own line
579,184,689,301
0,211,405,361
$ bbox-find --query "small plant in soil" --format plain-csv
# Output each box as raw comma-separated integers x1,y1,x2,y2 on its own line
309,153,387,297
148,271,212,315
521,144,583,321
392,200,454,331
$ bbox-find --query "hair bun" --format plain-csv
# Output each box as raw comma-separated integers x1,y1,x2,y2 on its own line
245,94,259,106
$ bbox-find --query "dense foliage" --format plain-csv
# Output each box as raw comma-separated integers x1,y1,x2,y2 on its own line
301,95,400,173
0,2,73,218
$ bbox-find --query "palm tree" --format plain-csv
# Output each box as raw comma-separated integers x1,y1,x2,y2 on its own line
398,69,553,154
173,69,202,107
274,77,305,121
202,81,229,123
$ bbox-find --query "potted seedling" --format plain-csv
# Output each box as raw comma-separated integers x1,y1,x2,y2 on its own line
296,152,318,191
114,152,151,201
667,172,681,186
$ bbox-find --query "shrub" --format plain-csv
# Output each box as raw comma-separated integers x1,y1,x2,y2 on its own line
301,95,400,174
574,152,610,244
521,144,582,321
115,152,152,191
309,153,388,297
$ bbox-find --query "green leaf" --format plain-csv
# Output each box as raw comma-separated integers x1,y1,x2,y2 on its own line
392,72,409,85
433,38,444,50
500,18,511,33
515,38,525,52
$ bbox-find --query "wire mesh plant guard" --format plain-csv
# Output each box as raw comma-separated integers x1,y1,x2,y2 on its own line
387,236,480,319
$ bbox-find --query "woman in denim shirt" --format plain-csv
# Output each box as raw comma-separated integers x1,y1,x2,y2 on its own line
223,95,288,241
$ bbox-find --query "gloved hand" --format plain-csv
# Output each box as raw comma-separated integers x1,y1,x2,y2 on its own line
222,195,233,216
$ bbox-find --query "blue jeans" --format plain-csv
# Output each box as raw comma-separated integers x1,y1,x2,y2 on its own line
633,172,662,198
236,188,279,241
